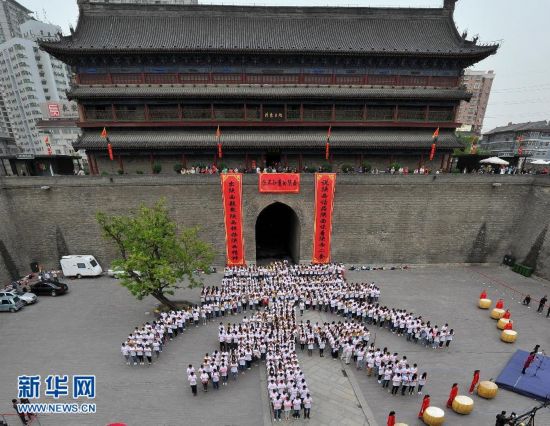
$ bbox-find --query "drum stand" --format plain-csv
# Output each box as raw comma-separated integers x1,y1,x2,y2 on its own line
508,400,549,425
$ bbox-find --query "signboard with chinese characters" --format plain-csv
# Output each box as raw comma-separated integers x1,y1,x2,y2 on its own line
40,101,79,119
262,106,285,121
221,173,245,266
258,173,300,193
312,173,336,264
48,103,60,117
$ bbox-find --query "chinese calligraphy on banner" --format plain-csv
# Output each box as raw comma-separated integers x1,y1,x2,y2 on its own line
312,173,336,264
221,173,245,266
258,173,301,193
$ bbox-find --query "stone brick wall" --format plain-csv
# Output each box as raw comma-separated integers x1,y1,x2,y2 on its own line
1,175,549,284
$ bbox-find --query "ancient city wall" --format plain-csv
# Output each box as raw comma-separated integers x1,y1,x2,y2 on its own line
1,175,549,284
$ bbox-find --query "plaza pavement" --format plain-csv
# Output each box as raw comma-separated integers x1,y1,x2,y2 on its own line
1,265,549,426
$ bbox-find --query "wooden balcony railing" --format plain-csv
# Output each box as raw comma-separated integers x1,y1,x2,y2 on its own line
366,108,395,121
428,111,455,122
116,109,145,121
77,72,461,88
303,109,333,121
82,103,456,124
84,109,112,120
398,109,426,122
148,106,180,121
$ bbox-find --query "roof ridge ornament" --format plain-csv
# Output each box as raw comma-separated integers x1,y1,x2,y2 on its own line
443,0,458,11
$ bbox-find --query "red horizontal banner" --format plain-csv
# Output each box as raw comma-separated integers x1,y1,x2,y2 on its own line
312,173,336,264
258,173,300,193
221,173,245,266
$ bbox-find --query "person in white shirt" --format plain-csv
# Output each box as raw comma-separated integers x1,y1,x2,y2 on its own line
200,372,209,392
188,372,197,396
292,398,302,419
283,397,292,421
391,373,402,395
220,363,228,386
212,370,220,390
303,393,312,419
121,343,130,365
273,396,283,422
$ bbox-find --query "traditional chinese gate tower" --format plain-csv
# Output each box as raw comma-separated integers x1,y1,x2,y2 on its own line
42,0,497,175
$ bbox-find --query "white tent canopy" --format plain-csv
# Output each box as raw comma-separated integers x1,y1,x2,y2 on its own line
529,159,550,165
479,157,510,166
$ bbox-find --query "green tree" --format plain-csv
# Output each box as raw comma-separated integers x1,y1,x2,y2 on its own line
96,200,214,309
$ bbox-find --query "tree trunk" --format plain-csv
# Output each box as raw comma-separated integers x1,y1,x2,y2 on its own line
152,291,178,310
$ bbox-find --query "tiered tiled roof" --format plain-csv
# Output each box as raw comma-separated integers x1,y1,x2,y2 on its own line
75,129,461,151
42,2,497,58
68,85,472,101
484,121,550,135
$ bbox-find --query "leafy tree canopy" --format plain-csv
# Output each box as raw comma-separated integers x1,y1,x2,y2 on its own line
96,199,214,309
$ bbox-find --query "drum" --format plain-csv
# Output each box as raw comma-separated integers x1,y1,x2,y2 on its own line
423,406,445,425
477,381,498,399
479,298,492,309
497,318,510,330
452,395,474,415
491,308,505,319
501,330,517,343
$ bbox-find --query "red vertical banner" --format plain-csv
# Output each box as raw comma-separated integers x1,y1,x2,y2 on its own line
221,173,245,266
312,173,336,264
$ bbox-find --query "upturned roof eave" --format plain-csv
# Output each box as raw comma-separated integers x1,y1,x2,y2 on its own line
40,44,498,59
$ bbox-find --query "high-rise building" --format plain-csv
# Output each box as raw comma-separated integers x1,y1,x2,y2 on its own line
456,70,495,134
0,0,32,44
0,20,72,155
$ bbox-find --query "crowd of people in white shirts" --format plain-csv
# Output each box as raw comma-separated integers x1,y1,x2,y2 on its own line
121,261,451,420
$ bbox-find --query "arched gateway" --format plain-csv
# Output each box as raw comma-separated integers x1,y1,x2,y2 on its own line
255,202,300,264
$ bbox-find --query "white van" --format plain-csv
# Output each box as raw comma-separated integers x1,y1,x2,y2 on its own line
60,255,103,278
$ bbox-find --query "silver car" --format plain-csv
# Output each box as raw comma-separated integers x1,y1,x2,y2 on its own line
0,295,25,312
0,290,37,305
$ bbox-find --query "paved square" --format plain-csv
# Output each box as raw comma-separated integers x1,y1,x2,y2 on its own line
1,265,549,426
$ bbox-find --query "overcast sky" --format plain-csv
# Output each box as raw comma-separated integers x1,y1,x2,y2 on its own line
20,0,550,132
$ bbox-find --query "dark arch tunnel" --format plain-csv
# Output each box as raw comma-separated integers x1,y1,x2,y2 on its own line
255,202,300,264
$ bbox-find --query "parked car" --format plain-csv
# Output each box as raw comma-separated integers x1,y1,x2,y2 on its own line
60,255,103,278
30,280,69,296
0,290,37,305
0,295,25,312
107,267,141,279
